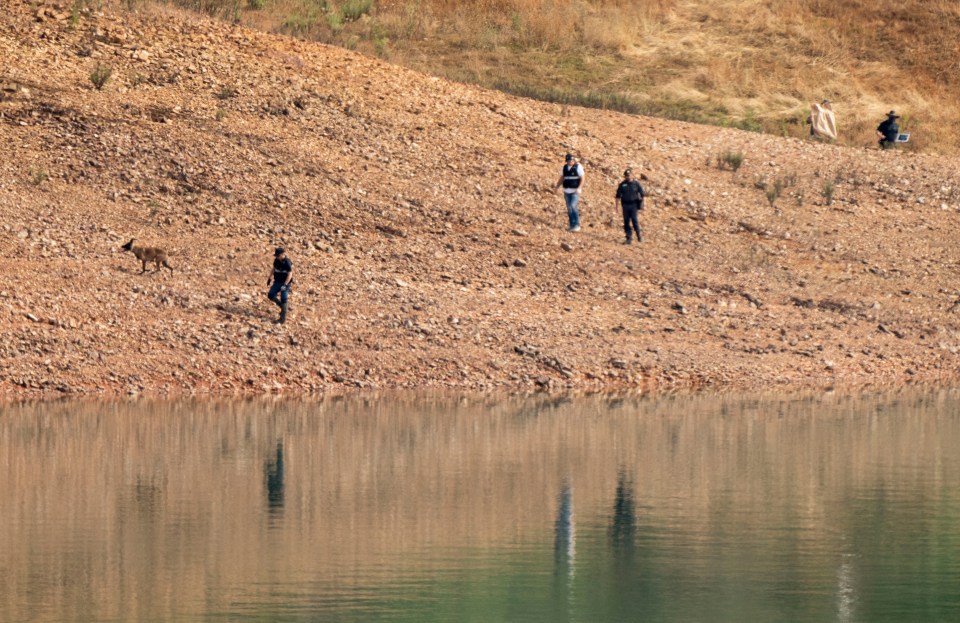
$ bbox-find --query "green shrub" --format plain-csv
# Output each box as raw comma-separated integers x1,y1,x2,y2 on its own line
731,108,763,133
716,150,744,172
765,177,783,207
282,10,318,35
30,168,49,186
371,20,389,57
823,180,835,206
340,0,372,22
90,63,112,90
216,85,238,100
166,0,244,18
374,34,389,57
68,1,82,28
325,11,344,33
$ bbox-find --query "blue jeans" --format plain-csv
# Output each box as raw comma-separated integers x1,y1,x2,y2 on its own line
564,192,581,229
268,281,290,306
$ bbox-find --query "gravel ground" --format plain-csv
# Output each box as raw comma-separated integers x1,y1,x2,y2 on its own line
2,1,960,399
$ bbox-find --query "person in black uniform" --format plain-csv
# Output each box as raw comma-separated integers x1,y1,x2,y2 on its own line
876,110,900,149
267,247,293,324
615,169,645,244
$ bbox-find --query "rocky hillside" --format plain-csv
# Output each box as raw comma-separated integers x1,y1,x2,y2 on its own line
3,0,960,399
231,0,960,153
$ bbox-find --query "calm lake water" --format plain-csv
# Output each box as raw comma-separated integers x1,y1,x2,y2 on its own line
2,392,960,622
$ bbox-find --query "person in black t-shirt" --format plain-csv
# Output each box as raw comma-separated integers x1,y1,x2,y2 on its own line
267,247,293,324
615,169,645,245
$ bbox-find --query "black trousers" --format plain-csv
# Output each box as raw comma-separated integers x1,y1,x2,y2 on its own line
622,202,642,239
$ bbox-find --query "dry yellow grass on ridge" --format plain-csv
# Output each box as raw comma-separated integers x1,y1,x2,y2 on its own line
141,0,960,151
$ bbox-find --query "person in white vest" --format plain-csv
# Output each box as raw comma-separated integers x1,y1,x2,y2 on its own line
808,99,837,141
555,153,584,232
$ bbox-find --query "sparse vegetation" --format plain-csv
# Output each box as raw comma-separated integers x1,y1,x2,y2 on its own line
216,85,238,99
68,0,83,28
823,180,835,206
716,150,744,172
29,167,49,186
89,63,112,90
370,19,389,58
493,80,643,115
373,36,388,57
71,0,101,12
281,7,318,35
340,0,372,22
742,244,774,271
163,0,242,19
731,109,763,133
324,10,343,33
765,177,784,208
138,0,960,152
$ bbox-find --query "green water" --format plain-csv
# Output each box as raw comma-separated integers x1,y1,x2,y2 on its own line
2,392,960,622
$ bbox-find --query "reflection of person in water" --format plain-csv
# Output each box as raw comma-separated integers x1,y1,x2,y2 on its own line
552,481,576,622
265,441,284,511
554,482,575,574
610,470,636,556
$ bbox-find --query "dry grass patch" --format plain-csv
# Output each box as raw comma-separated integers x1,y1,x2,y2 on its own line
130,0,960,152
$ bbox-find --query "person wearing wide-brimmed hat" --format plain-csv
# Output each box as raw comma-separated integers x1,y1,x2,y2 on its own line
877,110,901,149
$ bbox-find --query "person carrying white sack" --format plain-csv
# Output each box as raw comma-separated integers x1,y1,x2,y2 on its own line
807,99,837,141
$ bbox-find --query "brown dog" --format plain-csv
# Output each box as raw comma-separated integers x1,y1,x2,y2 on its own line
121,238,173,274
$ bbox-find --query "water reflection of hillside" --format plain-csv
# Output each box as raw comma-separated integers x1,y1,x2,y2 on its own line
2,391,960,621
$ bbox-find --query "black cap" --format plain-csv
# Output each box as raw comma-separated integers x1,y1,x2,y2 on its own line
274,247,285,256
624,168,632,176
887,110,900,118
564,153,574,162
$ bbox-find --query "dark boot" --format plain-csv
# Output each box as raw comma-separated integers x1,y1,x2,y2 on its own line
277,302,288,324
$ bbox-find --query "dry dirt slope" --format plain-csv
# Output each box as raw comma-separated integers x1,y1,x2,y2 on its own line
3,1,960,399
